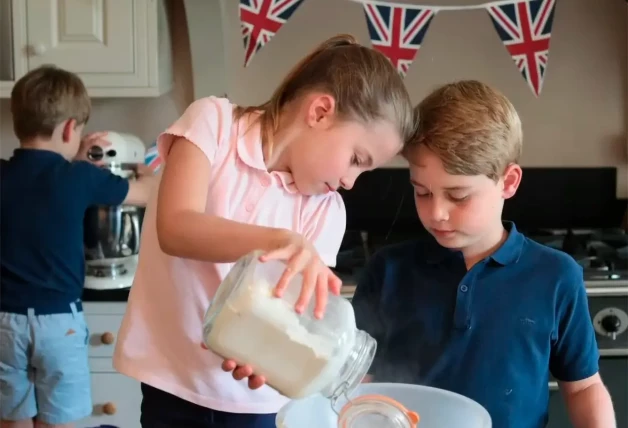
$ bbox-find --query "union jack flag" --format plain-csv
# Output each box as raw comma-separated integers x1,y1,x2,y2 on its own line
487,0,556,97
363,3,436,77
145,142,162,172
239,0,305,67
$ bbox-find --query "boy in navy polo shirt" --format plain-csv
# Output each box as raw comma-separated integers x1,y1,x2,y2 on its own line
352,81,615,428
0,65,153,427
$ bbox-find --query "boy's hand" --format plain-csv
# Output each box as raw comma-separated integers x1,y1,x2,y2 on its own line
75,131,111,165
134,163,154,178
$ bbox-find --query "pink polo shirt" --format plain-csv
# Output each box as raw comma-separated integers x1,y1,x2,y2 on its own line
112,97,346,414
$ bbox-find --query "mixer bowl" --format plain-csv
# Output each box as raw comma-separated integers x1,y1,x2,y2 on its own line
275,383,492,428
84,204,144,262
83,160,145,266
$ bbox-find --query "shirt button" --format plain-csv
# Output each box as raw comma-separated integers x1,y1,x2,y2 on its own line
460,284,468,292
245,203,254,212
260,175,271,187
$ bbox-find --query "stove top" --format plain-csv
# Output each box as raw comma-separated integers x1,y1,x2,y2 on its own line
334,228,628,286
528,229,627,283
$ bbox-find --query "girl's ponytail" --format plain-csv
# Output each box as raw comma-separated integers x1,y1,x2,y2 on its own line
234,33,414,152
262,34,359,137
235,34,361,145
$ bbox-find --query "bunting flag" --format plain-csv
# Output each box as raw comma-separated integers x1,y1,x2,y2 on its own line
239,0,306,67
362,3,436,77
487,0,556,97
144,142,162,173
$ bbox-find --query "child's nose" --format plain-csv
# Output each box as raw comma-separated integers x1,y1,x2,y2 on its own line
340,177,355,190
430,199,450,222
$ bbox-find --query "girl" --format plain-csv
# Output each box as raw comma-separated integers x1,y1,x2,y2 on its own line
113,34,415,428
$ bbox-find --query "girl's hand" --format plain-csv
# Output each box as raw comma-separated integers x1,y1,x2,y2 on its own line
219,232,343,390
264,231,342,319
221,360,266,389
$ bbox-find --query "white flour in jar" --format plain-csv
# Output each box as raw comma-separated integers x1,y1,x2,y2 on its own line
206,278,351,398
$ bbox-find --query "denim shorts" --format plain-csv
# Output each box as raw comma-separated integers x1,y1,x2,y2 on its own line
0,301,92,424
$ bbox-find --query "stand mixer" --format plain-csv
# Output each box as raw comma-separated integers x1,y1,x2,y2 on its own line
83,132,147,290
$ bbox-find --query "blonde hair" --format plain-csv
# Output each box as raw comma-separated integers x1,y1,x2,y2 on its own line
11,65,91,141
235,34,415,148
405,80,522,181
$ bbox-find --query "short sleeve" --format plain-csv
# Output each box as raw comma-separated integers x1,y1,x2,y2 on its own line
352,253,387,377
301,192,346,267
156,96,233,165
71,161,129,206
549,261,599,382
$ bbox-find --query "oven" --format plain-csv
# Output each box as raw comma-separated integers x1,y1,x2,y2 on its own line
532,229,628,426
547,283,628,427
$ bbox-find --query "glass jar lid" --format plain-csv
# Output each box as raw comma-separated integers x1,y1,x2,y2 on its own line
338,394,420,428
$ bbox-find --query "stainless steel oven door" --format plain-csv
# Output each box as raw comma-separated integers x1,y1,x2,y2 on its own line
547,358,628,427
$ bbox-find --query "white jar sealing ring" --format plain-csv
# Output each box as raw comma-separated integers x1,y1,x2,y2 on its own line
339,394,420,427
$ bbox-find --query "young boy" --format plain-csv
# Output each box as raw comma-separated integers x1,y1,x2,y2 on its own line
352,81,616,428
0,65,153,428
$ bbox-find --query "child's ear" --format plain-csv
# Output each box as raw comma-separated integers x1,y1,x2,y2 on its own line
306,94,335,128
61,119,77,144
502,163,522,199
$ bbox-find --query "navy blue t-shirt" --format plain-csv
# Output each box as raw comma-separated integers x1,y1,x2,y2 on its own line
1,149,129,310
352,222,599,428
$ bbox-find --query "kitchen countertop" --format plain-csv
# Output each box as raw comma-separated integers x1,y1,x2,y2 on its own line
82,287,131,302
82,284,358,303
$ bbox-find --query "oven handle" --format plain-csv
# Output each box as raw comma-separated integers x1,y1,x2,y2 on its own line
586,286,628,296
548,381,559,392
599,349,628,357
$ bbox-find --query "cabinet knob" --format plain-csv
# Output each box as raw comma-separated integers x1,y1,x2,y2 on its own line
29,44,47,56
100,332,115,345
102,402,117,415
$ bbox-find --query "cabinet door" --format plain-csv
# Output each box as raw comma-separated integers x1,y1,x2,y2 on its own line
25,0,150,88
79,372,142,428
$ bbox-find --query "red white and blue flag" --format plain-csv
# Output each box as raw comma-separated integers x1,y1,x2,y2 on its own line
487,0,556,97
239,0,305,67
362,2,436,77
144,142,162,173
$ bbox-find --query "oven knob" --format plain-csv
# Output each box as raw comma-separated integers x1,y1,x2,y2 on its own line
601,315,621,340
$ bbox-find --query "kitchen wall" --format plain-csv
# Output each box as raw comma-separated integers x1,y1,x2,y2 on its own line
190,0,628,198
1,0,626,199
0,0,194,157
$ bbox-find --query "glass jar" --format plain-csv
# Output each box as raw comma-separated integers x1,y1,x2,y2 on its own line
203,250,377,399
338,394,420,428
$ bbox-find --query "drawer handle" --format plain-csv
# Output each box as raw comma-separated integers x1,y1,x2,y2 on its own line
100,332,115,345
103,402,117,415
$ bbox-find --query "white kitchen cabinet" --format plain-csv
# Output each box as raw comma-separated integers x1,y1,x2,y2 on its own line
0,0,172,98
80,370,142,428
81,302,141,428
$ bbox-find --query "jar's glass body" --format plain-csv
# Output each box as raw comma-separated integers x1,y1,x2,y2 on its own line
203,251,376,399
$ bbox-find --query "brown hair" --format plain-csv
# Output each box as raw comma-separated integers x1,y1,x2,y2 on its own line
405,80,522,181
234,34,415,147
11,65,91,141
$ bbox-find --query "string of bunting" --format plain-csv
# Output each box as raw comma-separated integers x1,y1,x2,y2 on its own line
238,0,557,97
